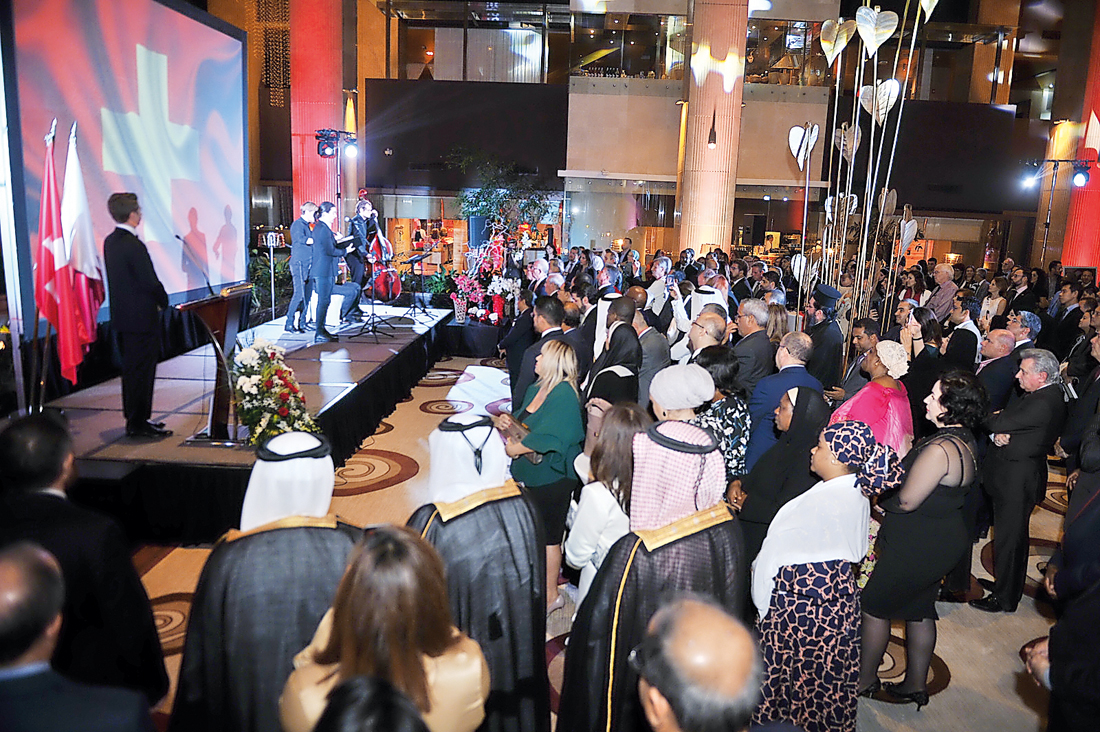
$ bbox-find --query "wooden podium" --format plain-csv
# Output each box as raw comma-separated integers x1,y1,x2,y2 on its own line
176,283,253,443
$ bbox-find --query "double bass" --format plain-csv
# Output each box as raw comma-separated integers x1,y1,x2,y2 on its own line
365,231,401,301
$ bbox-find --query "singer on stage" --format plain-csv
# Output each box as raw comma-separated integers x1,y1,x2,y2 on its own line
103,193,171,439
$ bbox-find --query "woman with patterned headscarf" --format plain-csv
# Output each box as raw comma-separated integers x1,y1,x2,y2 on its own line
751,421,902,732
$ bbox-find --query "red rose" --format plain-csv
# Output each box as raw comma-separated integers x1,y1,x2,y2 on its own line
279,392,290,402
264,379,273,389
277,406,289,417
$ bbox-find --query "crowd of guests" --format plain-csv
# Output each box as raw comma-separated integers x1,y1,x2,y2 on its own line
1,245,1099,732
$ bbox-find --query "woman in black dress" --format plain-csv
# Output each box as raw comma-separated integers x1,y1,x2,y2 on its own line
901,306,946,441
730,386,831,562
858,370,989,707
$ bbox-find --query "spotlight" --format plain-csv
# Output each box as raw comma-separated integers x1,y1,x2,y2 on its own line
343,141,358,159
763,195,770,201
1022,174,1038,189
1073,161,1090,188
315,129,338,158
782,197,789,202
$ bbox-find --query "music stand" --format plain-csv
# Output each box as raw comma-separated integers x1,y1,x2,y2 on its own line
346,278,396,343
402,252,434,321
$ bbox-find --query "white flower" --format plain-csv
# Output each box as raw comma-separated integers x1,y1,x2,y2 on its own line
235,348,260,367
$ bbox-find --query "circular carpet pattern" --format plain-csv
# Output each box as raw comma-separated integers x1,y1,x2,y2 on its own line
1039,488,1070,516
151,592,193,656
980,537,1060,601
373,420,394,436
871,632,951,698
419,399,474,415
480,357,508,370
486,398,512,416
419,368,476,388
333,449,421,496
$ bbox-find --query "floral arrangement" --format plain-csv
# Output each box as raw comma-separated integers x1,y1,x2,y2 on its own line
233,337,320,445
450,273,485,305
487,275,520,300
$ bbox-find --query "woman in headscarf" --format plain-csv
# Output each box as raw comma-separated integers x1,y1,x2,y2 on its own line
730,387,832,562
829,340,914,455
564,403,651,609
689,345,752,482
496,338,584,613
858,371,987,709
647,363,715,422
582,313,642,406
751,421,902,732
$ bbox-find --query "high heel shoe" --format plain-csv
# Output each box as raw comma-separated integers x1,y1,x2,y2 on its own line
881,682,929,710
546,593,566,616
857,680,881,698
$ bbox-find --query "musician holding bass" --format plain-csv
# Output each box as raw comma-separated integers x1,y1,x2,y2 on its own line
349,199,389,285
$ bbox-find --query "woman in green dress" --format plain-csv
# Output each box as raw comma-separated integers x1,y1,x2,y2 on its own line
497,338,585,613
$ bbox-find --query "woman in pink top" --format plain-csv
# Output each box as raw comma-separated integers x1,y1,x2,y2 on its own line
830,341,914,456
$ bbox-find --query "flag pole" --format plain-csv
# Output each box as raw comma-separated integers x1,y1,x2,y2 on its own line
37,323,53,412
27,309,41,413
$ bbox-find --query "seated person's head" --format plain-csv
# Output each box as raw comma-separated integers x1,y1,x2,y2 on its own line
633,595,761,732
314,677,430,732
0,413,74,494
0,542,65,669
318,526,455,713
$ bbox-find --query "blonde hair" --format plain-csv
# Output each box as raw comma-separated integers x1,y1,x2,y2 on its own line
766,303,789,345
536,339,579,395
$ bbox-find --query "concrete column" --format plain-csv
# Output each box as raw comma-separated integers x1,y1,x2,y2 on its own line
290,0,343,208
676,0,749,254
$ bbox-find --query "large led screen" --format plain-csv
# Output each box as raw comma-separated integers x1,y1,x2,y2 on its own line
11,0,247,303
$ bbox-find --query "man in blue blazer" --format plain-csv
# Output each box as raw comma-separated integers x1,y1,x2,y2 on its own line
744,331,823,472
0,543,156,732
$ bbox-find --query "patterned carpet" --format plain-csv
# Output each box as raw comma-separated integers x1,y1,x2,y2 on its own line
137,357,1062,730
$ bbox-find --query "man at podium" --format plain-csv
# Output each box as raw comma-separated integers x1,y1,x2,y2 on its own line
103,193,172,439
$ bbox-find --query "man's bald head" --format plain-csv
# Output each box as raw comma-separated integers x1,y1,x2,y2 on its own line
696,311,727,347
634,596,761,732
982,328,1016,359
0,542,64,666
626,286,648,310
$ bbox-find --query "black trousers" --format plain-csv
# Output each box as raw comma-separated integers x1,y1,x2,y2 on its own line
119,330,160,430
984,454,1043,609
345,251,366,287
312,276,333,333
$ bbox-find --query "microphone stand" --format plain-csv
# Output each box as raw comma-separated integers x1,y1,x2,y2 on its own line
175,234,216,298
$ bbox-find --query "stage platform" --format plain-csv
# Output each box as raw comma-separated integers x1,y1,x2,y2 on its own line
57,305,451,543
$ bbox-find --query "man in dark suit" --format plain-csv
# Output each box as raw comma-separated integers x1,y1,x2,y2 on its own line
346,198,382,287
511,296,568,406
310,202,360,343
943,295,981,370
977,329,1019,411
498,289,536,386
0,415,168,703
562,302,593,384
285,201,316,332
729,258,752,303
0,543,156,732
1007,309,1042,362
744,332,823,471
572,280,601,368
731,298,775,397
824,317,877,405
103,193,171,438
1045,281,1084,361
804,283,845,389
1058,332,1100,473
972,349,1068,612
1004,266,1040,314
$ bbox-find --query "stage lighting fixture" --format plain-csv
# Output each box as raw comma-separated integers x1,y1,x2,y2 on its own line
316,130,338,158
1022,174,1037,189
1072,161,1090,187
344,141,359,159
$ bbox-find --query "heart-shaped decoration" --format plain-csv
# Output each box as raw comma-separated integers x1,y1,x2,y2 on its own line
878,188,897,218
899,219,918,255
820,19,857,66
825,194,859,223
833,123,862,163
856,6,899,57
789,124,820,171
859,79,901,125
920,0,940,19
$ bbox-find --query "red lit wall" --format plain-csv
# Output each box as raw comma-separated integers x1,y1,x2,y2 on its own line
290,0,342,210
1062,2,1100,267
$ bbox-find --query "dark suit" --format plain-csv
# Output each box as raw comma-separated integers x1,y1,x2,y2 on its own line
285,217,313,329
806,318,845,389
984,384,1068,609
1049,306,1085,361
0,492,168,703
0,668,155,732
1005,285,1039,314
498,309,536,386
978,355,1019,411
563,327,593,385
744,365,823,471
731,330,776,398
511,329,568,407
1062,367,1100,471
310,223,354,331
730,278,752,304
104,226,169,431
835,352,870,404
943,323,979,371
578,305,600,372
638,326,671,407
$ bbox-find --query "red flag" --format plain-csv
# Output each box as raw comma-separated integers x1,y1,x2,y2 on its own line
33,119,84,385
61,122,104,349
